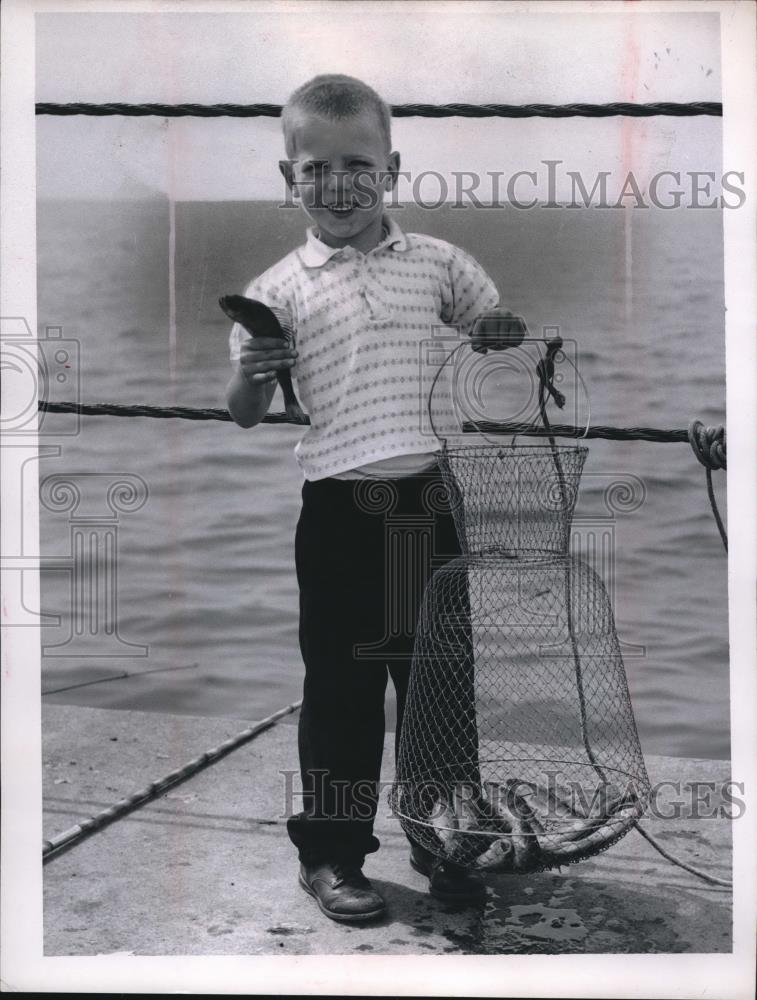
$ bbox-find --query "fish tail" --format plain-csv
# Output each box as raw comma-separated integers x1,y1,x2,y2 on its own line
285,400,307,424
278,372,306,424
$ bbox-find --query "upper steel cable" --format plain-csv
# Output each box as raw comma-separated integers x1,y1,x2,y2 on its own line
35,101,722,119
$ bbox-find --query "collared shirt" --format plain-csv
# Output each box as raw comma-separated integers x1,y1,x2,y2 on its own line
229,216,499,481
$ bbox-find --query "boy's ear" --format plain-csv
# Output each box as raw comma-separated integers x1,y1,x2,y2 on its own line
279,159,296,192
385,151,401,190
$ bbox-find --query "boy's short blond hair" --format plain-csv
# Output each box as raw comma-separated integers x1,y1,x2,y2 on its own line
282,74,392,156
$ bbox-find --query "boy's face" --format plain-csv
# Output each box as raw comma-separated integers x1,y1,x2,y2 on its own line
281,110,400,252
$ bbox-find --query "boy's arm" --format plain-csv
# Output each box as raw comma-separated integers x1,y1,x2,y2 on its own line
225,364,277,428
442,245,500,341
226,335,297,428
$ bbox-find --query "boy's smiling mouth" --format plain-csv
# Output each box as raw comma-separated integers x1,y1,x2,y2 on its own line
326,203,356,217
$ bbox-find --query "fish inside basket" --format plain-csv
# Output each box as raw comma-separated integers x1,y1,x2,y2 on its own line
391,750,646,874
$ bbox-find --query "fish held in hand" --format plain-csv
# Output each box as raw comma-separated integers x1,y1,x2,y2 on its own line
219,294,306,424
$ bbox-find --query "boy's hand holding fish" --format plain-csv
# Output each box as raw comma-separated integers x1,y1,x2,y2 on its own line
221,294,305,426
238,334,297,388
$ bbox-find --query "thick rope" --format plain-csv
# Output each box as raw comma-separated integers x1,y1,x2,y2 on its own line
39,400,301,424
632,820,732,888
688,420,727,470
42,698,302,862
688,420,728,551
704,469,728,552
35,101,722,119
468,420,689,442
38,400,727,545
38,400,705,442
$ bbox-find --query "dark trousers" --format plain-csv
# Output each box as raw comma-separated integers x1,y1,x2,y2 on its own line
287,465,476,865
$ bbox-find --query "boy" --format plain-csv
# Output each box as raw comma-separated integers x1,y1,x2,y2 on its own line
226,75,500,922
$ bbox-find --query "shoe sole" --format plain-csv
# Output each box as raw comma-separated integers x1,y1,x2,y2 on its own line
298,872,386,923
409,855,487,904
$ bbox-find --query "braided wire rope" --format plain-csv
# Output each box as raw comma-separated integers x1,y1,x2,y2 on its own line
36,400,694,440
43,699,302,862
36,101,722,119
36,401,727,547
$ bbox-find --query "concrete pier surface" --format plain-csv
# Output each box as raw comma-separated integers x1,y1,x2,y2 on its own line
42,705,732,956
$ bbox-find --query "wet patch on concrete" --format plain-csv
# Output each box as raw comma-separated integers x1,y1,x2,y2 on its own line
466,873,729,954
504,903,587,943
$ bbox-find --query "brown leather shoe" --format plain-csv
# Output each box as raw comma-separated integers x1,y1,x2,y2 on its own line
299,862,386,923
410,847,487,904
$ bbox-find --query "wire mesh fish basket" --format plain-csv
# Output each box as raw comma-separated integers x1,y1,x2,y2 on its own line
390,331,650,873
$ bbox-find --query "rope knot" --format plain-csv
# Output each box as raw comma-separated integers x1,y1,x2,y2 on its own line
688,420,726,470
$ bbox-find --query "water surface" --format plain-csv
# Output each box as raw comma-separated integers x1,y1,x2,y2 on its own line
37,200,729,759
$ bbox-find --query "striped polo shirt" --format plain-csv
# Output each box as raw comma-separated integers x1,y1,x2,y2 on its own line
229,216,499,481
